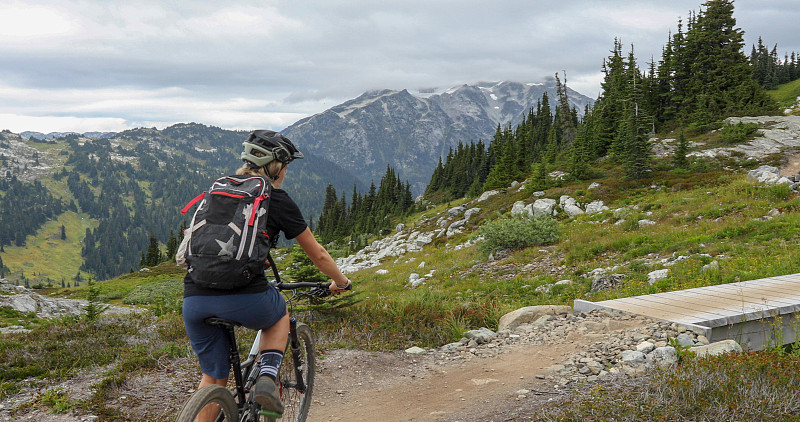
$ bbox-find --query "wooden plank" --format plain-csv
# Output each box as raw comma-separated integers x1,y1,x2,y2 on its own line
635,290,790,315
648,282,800,306
635,288,800,308
662,289,800,310
611,296,728,321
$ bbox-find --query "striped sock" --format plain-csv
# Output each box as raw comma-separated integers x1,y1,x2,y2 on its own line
259,350,283,381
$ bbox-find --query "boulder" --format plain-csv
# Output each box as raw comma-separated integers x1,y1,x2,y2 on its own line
464,207,481,222
476,190,499,202
498,305,572,331
701,260,719,272
448,205,467,218
621,350,646,363
647,269,669,285
591,274,625,292
532,198,557,217
675,333,695,347
747,165,780,184
563,204,585,218
689,339,743,357
404,346,426,354
510,201,530,218
465,327,496,344
650,346,678,368
559,195,577,208
585,200,609,214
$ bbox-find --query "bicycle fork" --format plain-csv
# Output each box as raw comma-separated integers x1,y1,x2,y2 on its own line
289,317,307,394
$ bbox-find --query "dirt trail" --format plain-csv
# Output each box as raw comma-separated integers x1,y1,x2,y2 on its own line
307,342,578,422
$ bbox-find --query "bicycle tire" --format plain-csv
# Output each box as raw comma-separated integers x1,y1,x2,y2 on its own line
275,322,315,422
176,384,238,422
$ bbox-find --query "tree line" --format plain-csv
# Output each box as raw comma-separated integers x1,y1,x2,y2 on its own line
750,37,800,90
425,0,783,199
0,178,65,250
315,166,415,246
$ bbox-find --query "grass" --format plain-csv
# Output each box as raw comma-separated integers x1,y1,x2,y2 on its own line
0,211,96,286
532,349,800,421
768,77,800,108
4,123,800,417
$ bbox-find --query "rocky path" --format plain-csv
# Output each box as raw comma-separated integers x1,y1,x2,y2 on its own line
303,307,720,422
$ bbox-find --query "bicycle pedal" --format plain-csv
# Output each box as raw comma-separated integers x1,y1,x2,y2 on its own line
259,410,283,418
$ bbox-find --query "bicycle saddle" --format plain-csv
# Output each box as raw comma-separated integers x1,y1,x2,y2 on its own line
204,317,242,328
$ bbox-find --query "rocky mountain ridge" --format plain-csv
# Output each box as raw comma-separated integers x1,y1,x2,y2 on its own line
283,80,595,193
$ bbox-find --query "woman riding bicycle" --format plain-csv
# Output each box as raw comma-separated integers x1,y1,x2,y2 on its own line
181,130,352,417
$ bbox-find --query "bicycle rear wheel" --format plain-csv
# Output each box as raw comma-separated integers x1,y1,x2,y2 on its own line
275,322,315,422
176,384,238,422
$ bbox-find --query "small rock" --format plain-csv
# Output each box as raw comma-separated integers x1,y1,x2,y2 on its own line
676,333,695,347
690,340,743,357
636,341,655,354
701,260,719,272
465,327,496,344
647,269,669,285
621,350,646,363
404,346,426,354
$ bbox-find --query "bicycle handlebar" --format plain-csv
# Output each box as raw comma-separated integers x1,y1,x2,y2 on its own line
275,281,353,298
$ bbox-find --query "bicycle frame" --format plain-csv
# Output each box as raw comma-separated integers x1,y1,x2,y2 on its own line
207,281,325,421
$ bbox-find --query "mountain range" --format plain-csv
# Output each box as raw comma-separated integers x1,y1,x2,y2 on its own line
282,80,594,193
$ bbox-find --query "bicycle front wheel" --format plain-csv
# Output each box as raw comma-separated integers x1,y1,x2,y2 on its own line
176,384,238,422
276,322,315,422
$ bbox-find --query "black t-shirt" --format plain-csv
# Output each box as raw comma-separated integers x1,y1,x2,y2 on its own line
183,187,308,297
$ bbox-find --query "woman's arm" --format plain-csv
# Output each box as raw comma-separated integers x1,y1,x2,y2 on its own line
294,227,351,292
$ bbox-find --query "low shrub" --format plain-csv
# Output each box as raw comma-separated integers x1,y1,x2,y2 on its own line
534,350,800,421
720,121,761,143
476,216,560,255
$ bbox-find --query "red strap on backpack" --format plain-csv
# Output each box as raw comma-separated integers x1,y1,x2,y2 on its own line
181,192,205,215
248,194,268,226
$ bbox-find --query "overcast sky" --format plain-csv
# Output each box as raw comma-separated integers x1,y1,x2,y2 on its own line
1,0,798,134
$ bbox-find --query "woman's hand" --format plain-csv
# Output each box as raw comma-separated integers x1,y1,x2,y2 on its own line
329,279,351,294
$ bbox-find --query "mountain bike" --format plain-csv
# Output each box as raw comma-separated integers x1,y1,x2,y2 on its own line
176,279,345,422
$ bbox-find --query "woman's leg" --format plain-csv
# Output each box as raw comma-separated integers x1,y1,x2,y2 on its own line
259,312,289,351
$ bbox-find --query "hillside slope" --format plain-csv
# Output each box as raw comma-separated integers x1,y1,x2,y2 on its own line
3,115,800,420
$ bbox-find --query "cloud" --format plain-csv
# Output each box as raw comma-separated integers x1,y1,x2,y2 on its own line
0,0,797,133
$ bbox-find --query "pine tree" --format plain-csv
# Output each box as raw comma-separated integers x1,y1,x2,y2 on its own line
144,234,161,267
622,46,652,179
60,225,66,240
673,130,689,169
554,72,577,148
683,0,776,120
284,243,327,284
165,230,178,262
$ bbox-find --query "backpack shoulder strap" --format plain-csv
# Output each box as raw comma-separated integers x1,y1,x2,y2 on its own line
266,253,281,283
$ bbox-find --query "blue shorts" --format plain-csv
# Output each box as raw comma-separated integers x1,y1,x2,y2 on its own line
182,287,287,379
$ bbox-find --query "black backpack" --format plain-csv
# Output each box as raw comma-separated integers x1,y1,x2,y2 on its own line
179,175,273,289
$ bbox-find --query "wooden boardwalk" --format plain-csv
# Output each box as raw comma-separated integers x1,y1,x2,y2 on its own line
574,273,800,350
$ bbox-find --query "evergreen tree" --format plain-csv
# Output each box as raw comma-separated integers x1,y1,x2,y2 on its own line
622,45,652,179
60,225,66,240
531,161,548,191
144,234,161,267
554,72,577,148
683,0,776,120
673,130,689,169
284,243,327,284
165,230,178,262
